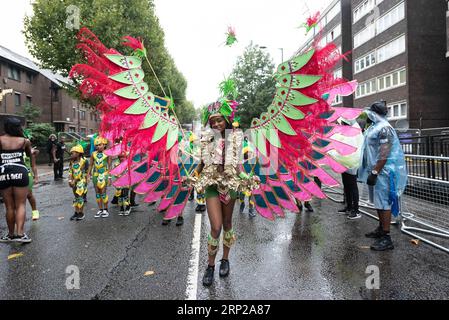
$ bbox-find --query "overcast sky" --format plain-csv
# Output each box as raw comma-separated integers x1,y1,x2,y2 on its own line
1,0,332,107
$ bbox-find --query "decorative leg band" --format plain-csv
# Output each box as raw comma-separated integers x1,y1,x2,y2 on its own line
207,233,220,256
223,229,236,248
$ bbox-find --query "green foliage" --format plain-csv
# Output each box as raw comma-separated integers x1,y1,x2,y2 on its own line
19,103,42,123
230,43,276,129
176,100,196,124
23,0,193,118
27,123,56,147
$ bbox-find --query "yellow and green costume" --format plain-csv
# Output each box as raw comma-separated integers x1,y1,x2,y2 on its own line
92,150,110,205
69,157,88,209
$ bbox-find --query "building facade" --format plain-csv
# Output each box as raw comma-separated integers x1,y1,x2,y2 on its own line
0,45,99,135
297,0,449,129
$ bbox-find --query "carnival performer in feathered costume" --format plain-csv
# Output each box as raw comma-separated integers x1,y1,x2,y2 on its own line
70,26,362,286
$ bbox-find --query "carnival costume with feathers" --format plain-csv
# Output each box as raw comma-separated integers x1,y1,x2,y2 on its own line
70,27,361,221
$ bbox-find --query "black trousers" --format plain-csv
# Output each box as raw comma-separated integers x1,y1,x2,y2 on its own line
54,159,64,179
342,172,359,211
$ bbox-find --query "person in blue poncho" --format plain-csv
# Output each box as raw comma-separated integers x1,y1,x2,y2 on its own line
358,101,407,251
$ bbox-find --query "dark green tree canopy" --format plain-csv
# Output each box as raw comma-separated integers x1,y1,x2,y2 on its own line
24,0,194,123
231,43,276,129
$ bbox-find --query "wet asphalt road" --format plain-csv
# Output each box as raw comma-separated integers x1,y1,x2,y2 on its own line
1,174,449,300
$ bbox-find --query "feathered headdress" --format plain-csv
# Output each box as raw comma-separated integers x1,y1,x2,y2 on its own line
201,78,239,126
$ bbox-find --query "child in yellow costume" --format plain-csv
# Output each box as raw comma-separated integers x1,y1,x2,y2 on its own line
87,137,111,218
68,145,88,221
112,152,131,216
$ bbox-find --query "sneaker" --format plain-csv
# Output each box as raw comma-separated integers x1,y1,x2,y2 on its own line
94,210,103,218
202,265,215,287
0,234,15,243
370,234,394,251
338,207,350,214
199,205,206,212
297,203,303,212
130,202,139,208
124,206,131,216
239,202,245,214
365,226,384,239
119,206,125,216
76,213,85,221
195,205,202,212
305,202,314,212
347,210,362,220
70,212,79,221
32,210,40,221
176,216,184,226
188,192,195,201
248,208,256,218
14,234,32,244
101,209,110,218
219,259,230,278
161,219,170,226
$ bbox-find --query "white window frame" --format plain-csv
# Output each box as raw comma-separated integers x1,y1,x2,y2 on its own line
353,0,385,24
355,67,406,99
353,2,404,49
387,100,407,120
354,34,406,74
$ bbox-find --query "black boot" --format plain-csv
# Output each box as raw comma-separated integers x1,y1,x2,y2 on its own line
176,216,184,226
370,234,394,251
202,265,215,286
305,202,314,212
219,259,230,278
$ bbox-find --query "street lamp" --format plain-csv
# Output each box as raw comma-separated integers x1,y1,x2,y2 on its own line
260,46,284,63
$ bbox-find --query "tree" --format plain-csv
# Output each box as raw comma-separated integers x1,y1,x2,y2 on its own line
27,123,56,147
230,43,276,129
23,0,193,118
19,103,42,123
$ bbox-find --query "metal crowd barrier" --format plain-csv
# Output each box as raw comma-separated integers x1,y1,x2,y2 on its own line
323,155,449,254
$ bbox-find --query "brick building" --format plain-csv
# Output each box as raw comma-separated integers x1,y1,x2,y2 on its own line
0,45,99,135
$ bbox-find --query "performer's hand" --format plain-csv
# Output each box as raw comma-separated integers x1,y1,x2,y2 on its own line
367,174,378,186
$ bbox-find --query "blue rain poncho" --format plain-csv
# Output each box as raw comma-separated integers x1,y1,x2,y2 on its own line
358,110,407,216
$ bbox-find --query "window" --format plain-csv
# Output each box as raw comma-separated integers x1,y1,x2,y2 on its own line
80,110,86,120
376,35,406,64
26,73,32,84
14,93,21,107
353,0,385,24
355,68,406,99
323,3,341,25
353,2,404,48
326,24,341,43
26,96,32,106
69,126,76,133
387,101,407,120
332,94,343,105
333,68,343,79
73,107,77,119
8,65,21,81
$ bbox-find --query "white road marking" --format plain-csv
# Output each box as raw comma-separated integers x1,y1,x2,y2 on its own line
186,213,202,300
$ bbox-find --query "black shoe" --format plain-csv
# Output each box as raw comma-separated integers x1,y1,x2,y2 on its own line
202,265,215,286
305,203,314,212
162,219,170,226
130,203,139,208
188,193,195,201
111,197,118,205
219,259,230,277
365,226,384,238
248,208,256,218
199,205,206,212
176,216,184,226
338,207,350,214
347,210,362,220
195,205,201,212
76,213,85,221
70,212,79,221
370,234,394,251
239,203,245,214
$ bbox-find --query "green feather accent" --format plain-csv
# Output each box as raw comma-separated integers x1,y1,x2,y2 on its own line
276,87,317,106
141,109,159,129
114,83,149,99
219,78,238,100
271,113,296,136
270,101,305,120
104,54,142,69
124,93,155,115
152,117,170,143
166,125,179,150
276,74,322,89
276,49,315,75
109,69,145,85
219,100,233,118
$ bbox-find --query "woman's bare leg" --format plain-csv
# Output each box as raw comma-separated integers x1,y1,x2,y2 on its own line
27,191,37,211
222,199,236,260
2,188,16,236
206,197,223,266
13,186,29,235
